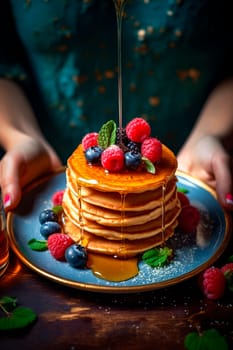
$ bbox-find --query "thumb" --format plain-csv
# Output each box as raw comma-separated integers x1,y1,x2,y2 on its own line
0,153,23,211
212,150,233,210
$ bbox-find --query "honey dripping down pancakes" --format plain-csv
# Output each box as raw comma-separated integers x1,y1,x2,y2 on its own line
62,118,181,281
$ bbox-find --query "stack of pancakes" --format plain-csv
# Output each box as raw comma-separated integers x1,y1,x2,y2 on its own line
63,144,181,258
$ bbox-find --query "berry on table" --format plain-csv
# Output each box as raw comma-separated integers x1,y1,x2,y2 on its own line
48,233,74,260
40,221,62,238
85,146,103,164
82,132,99,151
39,209,58,224
126,117,151,143
141,137,162,163
199,266,226,300
65,244,87,268
101,145,124,172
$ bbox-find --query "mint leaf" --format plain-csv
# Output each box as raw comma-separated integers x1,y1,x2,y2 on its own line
0,297,17,311
142,246,173,267
98,120,116,149
184,329,229,350
52,205,63,215
0,307,37,330
28,238,48,251
224,270,233,292
177,187,189,194
142,157,156,174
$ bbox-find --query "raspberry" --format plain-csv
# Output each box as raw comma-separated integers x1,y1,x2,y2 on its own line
52,190,65,206
221,263,233,275
101,145,124,172
177,192,190,207
178,204,200,232
82,132,99,151
48,233,74,260
199,266,226,300
126,117,151,143
141,137,162,163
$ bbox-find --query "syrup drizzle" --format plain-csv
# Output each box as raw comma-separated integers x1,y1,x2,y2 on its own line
85,1,139,282
161,182,166,244
113,0,127,130
75,1,169,281
113,0,128,256
119,192,127,257
78,185,85,244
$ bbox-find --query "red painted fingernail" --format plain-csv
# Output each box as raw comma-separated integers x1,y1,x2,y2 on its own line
226,193,233,205
3,193,11,208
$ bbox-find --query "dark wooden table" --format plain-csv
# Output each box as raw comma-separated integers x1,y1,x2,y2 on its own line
1,242,233,350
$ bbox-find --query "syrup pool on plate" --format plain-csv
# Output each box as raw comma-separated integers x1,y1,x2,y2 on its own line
87,253,138,282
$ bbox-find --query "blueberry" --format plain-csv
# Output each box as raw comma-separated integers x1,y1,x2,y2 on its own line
40,221,61,238
85,146,102,164
65,244,87,268
125,151,142,170
39,209,58,224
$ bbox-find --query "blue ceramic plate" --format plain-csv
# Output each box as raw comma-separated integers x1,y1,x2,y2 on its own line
7,170,231,293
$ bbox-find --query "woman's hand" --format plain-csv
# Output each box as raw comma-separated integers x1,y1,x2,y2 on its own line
0,133,62,210
0,79,62,210
177,135,233,210
177,78,233,210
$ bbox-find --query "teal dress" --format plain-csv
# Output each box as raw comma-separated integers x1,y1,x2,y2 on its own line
0,0,232,163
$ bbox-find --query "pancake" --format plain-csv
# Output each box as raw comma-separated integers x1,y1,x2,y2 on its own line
64,219,178,258
62,143,181,258
68,171,177,211
67,144,177,193
63,187,179,228
63,202,180,241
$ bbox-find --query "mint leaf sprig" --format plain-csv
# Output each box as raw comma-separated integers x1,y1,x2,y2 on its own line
28,238,48,251
184,328,229,350
98,120,117,149
142,246,173,268
0,296,37,330
177,186,189,194
142,157,156,174
52,205,63,215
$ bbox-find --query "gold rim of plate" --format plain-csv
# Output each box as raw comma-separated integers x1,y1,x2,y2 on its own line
6,168,232,294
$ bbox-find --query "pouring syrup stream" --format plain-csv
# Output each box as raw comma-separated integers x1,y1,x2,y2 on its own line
87,1,139,282
113,0,127,131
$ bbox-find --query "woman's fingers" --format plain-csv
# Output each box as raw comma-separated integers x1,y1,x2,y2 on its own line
177,136,233,210
212,150,233,209
0,151,24,210
0,139,62,211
